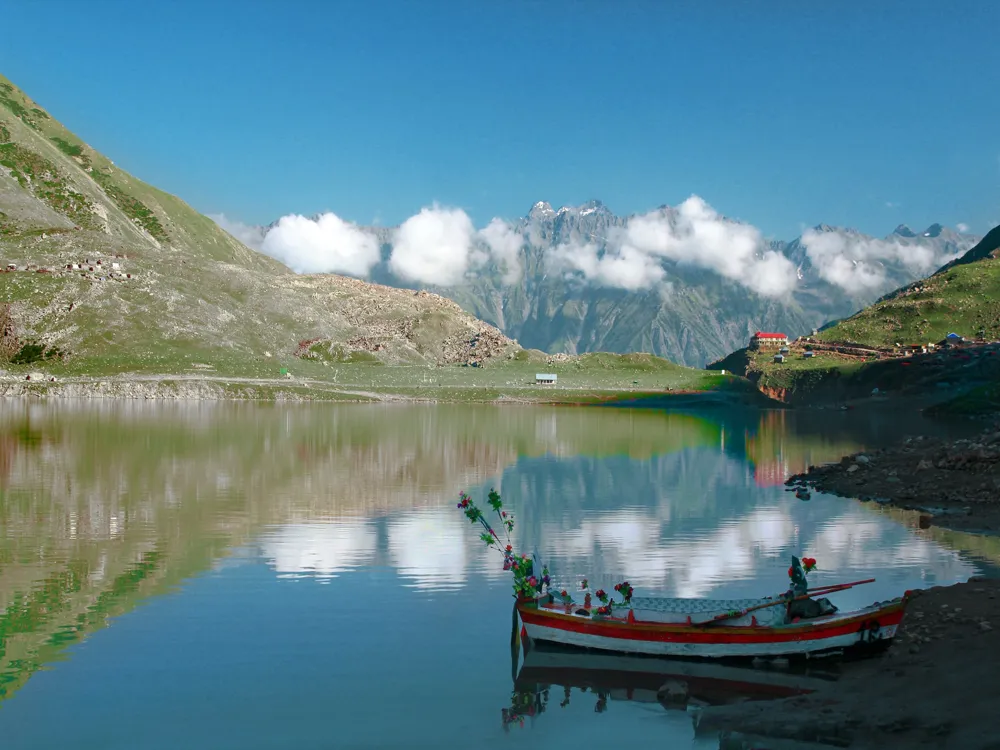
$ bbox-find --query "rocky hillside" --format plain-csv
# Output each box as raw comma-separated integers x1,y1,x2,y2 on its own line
0,74,517,372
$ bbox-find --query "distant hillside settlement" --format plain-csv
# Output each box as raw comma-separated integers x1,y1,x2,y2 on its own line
749,330,997,365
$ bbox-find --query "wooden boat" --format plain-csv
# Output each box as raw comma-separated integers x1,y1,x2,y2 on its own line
516,590,908,659
456,489,911,661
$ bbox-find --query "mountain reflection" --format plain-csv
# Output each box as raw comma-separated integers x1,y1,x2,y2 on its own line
0,401,991,706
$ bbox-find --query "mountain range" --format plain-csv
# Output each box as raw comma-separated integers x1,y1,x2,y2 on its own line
238,204,978,367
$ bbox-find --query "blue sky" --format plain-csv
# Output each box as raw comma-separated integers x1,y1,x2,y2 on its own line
1,0,997,238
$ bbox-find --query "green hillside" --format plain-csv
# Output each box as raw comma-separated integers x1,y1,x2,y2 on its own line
815,226,1000,348
706,230,1000,410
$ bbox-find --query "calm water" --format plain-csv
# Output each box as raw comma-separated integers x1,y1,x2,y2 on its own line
0,402,995,750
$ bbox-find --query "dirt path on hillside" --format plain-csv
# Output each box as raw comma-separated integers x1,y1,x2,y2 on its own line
1,372,739,405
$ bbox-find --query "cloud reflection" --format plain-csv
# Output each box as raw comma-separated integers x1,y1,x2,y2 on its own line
263,521,377,580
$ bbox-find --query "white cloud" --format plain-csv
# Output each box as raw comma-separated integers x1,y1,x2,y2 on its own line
260,212,381,276
744,251,802,297
211,214,265,251
555,196,797,296
389,205,477,285
477,218,524,283
388,206,526,286
957,222,970,233
800,229,963,294
548,241,666,291
221,194,974,299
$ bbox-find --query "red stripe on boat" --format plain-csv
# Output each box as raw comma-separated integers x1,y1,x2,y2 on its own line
518,605,904,644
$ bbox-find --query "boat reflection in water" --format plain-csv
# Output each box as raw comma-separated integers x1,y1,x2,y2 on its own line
503,638,839,742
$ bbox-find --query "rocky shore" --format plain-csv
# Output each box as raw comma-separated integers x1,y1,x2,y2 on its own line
786,421,1000,533
700,577,1000,749
697,422,1000,749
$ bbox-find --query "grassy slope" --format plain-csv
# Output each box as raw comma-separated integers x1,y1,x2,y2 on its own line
0,74,740,402
730,229,1000,408
815,227,1000,348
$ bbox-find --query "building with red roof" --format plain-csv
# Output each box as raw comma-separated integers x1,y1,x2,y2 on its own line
750,331,789,349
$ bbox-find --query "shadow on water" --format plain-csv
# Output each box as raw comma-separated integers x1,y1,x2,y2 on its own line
0,401,989,747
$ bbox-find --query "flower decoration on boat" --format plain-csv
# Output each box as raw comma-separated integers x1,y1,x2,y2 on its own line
456,488,552,600
455,488,644,610
613,581,634,604
787,555,817,595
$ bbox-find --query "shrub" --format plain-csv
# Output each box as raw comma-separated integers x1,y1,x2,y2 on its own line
0,304,19,361
50,136,83,157
11,341,66,365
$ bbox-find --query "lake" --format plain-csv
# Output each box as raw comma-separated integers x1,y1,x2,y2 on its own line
0,402,995,750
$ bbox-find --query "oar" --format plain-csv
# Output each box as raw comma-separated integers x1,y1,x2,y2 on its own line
510,602,521,683
694,580,868,626
808,578,875,595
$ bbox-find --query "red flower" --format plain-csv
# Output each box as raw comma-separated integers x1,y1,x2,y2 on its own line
560,590,568,597
595,589,606,599
506,544,512,552
581,578,588,589
788,566,794,577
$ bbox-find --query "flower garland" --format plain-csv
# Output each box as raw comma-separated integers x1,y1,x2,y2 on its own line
457,489,550,599
457,489,636,613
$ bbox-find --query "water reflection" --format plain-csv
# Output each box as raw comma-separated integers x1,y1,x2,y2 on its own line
0,401,987,748
505,642,837,731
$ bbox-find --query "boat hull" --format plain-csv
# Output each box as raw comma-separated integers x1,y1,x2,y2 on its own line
517,597,907,659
